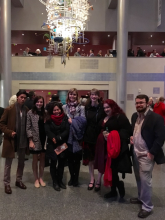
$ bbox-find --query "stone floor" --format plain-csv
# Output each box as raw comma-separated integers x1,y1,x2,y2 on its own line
0,149,165,220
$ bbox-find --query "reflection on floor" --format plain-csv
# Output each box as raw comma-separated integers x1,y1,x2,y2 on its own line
0,151,165,220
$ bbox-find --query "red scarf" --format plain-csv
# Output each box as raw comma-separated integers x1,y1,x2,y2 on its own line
51,113,64,126
104,130,121,187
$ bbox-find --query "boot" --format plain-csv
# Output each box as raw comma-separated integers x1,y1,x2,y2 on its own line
117,181,125,198
58,180,66,189
53,181,61,191
104,186,118,198
73,162,81,187
68,161,75,186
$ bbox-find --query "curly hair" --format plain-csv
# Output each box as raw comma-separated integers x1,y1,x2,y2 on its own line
32,96,45,119
104,99,125,116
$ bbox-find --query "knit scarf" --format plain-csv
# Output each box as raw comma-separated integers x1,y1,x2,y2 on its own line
67,101,78,115
51,113,64,125
15,102,28,150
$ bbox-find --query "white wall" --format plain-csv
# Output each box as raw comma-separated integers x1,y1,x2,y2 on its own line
11,0,165,32
11,57,165,120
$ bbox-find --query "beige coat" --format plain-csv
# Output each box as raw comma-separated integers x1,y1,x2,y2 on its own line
0,104,28,158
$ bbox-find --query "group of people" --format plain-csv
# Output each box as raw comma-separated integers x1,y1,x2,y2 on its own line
22,47,42,56
128,47,165,57
74,48,115,57
0,89,165,219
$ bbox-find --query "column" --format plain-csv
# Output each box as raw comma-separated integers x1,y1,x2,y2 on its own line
0,0,12,107
116,0,129,111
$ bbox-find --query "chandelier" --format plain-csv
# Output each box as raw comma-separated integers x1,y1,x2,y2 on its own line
40,0,92,39
39,0,93,64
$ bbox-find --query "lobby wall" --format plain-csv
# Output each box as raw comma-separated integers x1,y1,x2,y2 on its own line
11,57,165,120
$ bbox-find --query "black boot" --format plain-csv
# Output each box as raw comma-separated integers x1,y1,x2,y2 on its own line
68,161,75,186
104,186,118,199
117,181,125,198
73,162,81,187
58,180,66,189
53,181,61,191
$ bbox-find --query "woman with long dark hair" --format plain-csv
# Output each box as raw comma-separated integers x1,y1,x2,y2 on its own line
83,88,105,190
94,99,132,199
63,88,86,187
45,102,70,191
26,96,46,188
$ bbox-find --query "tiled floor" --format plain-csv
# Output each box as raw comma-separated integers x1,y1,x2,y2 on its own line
0,150,165,220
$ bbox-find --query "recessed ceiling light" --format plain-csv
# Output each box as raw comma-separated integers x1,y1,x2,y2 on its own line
22,34,24,36
151,45,152,47
20,49,22,50
144,50,145,51
162,41,164,43
108,35,110,37
83,45,85,46
151,35,152,37
42,13,43,15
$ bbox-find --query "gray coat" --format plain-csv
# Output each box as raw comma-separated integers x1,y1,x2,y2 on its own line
26,110,42,151
62,104,85,118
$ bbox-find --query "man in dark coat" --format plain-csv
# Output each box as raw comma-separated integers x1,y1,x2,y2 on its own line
24,90,35,110
130,94,165,218
0,90,29,194
0,107,4,145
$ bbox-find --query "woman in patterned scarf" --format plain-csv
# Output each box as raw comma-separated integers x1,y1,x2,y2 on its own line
63,88,86,187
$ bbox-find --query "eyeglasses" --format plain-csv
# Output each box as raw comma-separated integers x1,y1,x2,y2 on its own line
135,102,146,105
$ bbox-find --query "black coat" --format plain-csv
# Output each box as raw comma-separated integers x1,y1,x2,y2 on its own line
131,110,165,164
45,115,70,158
0,107,4,134
101,114,132,174
83,103,105,145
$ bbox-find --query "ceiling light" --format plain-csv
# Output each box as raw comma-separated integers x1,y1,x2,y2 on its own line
151,45,152,47
144,50,145,51
42,13,43,15
108,35,110,37
151,35,152,37
20,49,22,50
162,41,164,43
22,34,24,36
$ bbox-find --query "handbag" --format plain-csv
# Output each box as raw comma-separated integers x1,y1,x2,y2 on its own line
54,143,68,155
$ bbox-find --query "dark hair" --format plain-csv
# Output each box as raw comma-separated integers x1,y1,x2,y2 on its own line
29,91,35,99
46,102,64,121
136,94,149,103
16,89,28,97
51,94,60,102
90,49,94,53
104,99,125,116
159,96,165,102
32,96,45,119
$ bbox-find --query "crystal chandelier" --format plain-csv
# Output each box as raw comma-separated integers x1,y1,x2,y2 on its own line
39,0,92,40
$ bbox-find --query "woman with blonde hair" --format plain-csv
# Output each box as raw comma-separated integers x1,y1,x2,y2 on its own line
63,88,86,187
83,88,105,190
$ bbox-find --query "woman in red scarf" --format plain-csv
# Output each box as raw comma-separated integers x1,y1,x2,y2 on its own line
94,99,132,199
45,103,70,191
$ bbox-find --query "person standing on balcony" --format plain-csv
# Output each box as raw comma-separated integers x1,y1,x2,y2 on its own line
74,48,81,57
89,49,94,57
